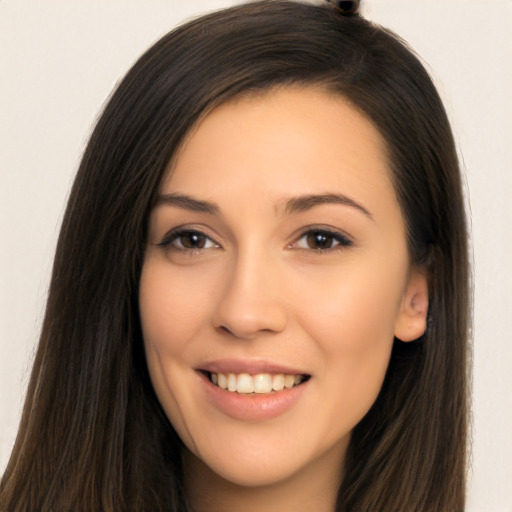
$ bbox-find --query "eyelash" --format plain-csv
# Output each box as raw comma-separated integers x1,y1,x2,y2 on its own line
156,227,353,253
156,228,220,253
292,228,353,252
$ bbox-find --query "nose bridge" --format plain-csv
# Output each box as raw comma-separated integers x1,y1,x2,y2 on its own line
212,242,287,339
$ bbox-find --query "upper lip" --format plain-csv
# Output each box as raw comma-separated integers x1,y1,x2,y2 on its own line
197,358,310,376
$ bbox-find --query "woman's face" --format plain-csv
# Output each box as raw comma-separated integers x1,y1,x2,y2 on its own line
139,86,426,488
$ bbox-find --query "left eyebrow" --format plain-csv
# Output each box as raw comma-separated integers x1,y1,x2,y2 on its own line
282,193,374,221
155,192,219,214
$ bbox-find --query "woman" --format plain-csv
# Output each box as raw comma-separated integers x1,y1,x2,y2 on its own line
0,1,470,510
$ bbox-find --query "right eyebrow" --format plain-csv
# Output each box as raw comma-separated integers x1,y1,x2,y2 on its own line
155,193,220,214
282,193,374,221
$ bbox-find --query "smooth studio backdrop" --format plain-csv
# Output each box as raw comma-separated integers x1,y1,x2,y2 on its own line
1,1,511,510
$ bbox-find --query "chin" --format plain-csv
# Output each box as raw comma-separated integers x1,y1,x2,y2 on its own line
208,459,300,488
183,430,348,490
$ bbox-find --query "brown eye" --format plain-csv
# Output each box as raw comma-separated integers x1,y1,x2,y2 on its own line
294,229,353,251
179,232,208,249
157,229,219,251
306,232,335,249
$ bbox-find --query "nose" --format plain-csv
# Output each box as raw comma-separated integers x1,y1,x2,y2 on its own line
211,248,288,340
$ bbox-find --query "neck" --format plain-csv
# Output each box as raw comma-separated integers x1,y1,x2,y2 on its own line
182,441,347,512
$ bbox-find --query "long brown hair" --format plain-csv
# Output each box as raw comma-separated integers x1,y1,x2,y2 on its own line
1,2,470,510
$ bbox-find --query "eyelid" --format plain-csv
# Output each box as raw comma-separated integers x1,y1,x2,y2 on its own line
154,224,353,253
156,225,221,250
289,225,354,251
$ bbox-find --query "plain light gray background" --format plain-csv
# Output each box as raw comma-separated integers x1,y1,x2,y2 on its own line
1,1,511,510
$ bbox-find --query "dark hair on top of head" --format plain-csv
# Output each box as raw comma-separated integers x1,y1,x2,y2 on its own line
0,1,470,511
326,0,361,15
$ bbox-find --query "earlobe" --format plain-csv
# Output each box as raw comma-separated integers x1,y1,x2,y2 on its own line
394,268,429,342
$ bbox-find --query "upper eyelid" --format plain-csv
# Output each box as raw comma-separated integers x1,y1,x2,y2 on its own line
155,224,353,248
294,234,352,249
156,226,221,247
290,225,354,244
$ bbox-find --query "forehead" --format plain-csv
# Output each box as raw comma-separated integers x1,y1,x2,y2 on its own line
162,85,398,222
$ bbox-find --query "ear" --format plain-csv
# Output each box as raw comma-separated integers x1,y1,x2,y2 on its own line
394,267,429,342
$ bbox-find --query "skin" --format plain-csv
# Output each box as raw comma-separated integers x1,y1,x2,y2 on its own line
139,86,428,512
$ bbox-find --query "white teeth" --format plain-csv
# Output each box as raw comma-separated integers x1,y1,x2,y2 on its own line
227,373,237,392
272,374,285,391
253,373,272,394
217,373,227,389
209,372,306,394
284,374,296,389
237,373,255,394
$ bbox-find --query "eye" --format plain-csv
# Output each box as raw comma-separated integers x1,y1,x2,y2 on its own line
293,229,353,251
157,229,220,251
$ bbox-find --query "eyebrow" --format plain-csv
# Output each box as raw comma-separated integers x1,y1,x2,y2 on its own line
156,193,219,214
283,193,373,220
155,191,373,220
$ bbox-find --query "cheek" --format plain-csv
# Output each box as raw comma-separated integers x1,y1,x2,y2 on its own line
297,261,403,345
138,258,214,434
139,257,215,356
293,256,406,417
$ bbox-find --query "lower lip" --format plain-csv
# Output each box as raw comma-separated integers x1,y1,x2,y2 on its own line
199,372,309,422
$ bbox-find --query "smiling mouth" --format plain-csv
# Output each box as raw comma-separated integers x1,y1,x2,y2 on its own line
204,371,310,394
